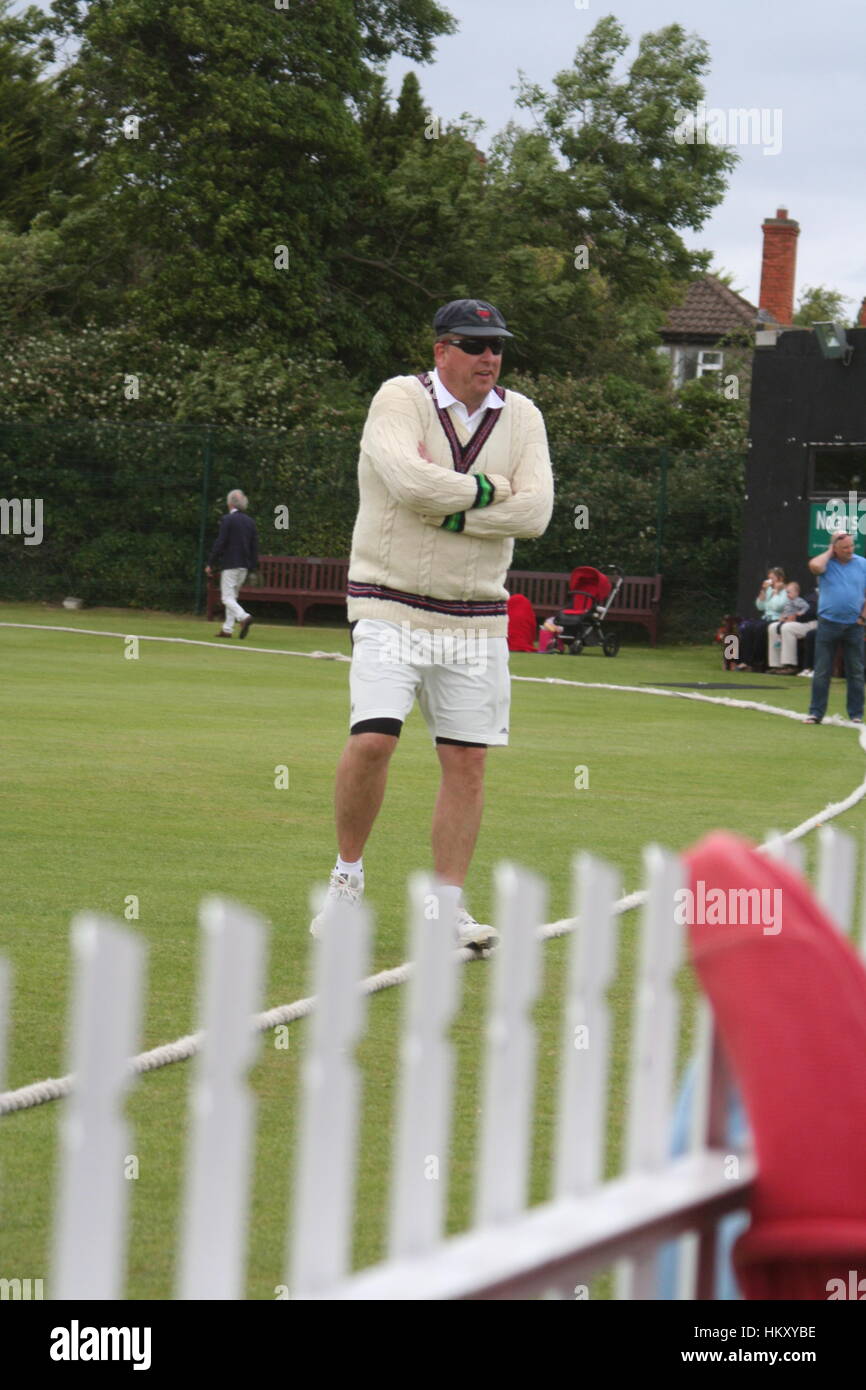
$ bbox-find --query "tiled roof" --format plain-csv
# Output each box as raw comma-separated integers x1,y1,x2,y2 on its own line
661,275,760,339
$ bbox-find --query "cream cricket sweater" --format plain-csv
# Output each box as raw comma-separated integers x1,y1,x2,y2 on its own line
346,373,554,636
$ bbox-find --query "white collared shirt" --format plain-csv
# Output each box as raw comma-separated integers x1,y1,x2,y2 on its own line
431,367,504,439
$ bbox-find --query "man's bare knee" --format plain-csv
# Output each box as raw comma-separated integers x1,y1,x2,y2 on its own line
438,744,487,785
348,731,399,764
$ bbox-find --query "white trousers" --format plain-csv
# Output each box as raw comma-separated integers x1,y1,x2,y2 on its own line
220,568,249,632
767,619,816,667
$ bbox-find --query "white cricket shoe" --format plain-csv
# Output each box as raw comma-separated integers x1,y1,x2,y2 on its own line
309,870,364,937
455,907,499,954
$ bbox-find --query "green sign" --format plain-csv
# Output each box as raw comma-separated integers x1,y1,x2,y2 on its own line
808,498,866,556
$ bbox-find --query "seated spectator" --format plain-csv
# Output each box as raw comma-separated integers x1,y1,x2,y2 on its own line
767,582,814,673
539,614,564,653
736,567,787,670
797,614,817,677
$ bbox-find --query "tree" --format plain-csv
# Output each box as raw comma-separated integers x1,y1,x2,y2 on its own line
341,18,739,385
357,69,430,172
27,0,456,347
391,70,430,144
793,285,853,328
0,0,88,232
332,110,493,382
352,0,456,63
477,17,738,378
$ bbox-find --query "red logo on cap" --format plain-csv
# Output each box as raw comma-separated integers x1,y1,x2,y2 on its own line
477,308,491,318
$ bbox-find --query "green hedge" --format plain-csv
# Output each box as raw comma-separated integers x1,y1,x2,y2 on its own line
0,422,744,636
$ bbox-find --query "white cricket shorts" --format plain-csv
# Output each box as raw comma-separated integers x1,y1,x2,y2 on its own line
348,618,510,746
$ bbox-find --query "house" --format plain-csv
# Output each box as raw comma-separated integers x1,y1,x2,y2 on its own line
658,209,802,387
658,274,760,387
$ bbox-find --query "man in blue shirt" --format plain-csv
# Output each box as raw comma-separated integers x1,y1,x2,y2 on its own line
806,530,866,723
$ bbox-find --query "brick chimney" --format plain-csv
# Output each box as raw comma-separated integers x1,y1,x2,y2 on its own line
758,208,800,326
858,296,866,327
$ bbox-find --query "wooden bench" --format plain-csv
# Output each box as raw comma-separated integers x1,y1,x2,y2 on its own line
207,557,662,644
207,556,350,625
506,570,662,646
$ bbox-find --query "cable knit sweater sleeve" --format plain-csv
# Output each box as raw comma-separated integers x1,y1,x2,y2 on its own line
418,398,553,539
458,401,553,538
362,381,513,516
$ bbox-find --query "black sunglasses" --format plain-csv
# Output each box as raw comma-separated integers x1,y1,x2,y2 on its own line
444,337,506,356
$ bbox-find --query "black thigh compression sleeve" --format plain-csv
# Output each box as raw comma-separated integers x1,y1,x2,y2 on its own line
435,736,487,748
351,717,403,737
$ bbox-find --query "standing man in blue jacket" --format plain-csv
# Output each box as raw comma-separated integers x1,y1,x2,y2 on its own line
806,530,866,723
205,489,259,639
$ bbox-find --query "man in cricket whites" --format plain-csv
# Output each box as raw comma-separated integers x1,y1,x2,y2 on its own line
310,299,554,948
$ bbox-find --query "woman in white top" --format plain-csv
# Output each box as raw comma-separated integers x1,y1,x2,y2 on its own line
736,567,787,670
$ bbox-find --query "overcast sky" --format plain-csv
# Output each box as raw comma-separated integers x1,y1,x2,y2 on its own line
387,0,866,315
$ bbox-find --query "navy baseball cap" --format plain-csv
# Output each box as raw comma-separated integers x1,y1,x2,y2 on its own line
433,298,514,338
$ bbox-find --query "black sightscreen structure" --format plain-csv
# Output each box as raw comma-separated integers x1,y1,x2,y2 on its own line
738,327,866,614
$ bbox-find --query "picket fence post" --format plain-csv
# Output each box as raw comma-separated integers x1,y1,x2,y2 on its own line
288,886,371,1298
52,916,145,1299
177,897,266,1300
553,853,620,1199
388,873,461,1259
475,863,547,1228
816,825,856,934
617,846,686,1299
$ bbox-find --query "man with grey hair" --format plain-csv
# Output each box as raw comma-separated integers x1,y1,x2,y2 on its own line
205,489,259,639
805,528,866,723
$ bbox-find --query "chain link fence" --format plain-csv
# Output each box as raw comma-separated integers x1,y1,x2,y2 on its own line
0,422,744,636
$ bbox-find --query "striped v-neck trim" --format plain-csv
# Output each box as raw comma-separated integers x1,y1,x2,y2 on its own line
416,371,505,474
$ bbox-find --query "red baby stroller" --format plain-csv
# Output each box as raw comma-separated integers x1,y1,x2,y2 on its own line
545,565,624,656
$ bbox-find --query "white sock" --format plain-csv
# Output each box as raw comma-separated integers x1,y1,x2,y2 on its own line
336,855,364,881
434,883,463,917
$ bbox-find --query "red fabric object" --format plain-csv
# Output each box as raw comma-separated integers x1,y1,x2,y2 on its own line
562,566,611,616
684,831,866,1300
507,593,538,651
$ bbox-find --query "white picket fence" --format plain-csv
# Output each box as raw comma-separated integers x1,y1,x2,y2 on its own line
3,826,863,1300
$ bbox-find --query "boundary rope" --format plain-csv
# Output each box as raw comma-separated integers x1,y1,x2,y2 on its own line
2,621,864,1114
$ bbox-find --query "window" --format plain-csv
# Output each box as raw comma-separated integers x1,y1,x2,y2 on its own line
810,447,866,498
696,350,724,378
666,345,726,388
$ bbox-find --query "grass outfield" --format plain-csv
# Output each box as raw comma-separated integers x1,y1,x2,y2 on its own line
1,600,864,1298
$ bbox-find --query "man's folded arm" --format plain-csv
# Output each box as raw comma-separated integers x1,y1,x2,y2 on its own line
364,405,511,516
420,409,554,539
456,482,553,539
